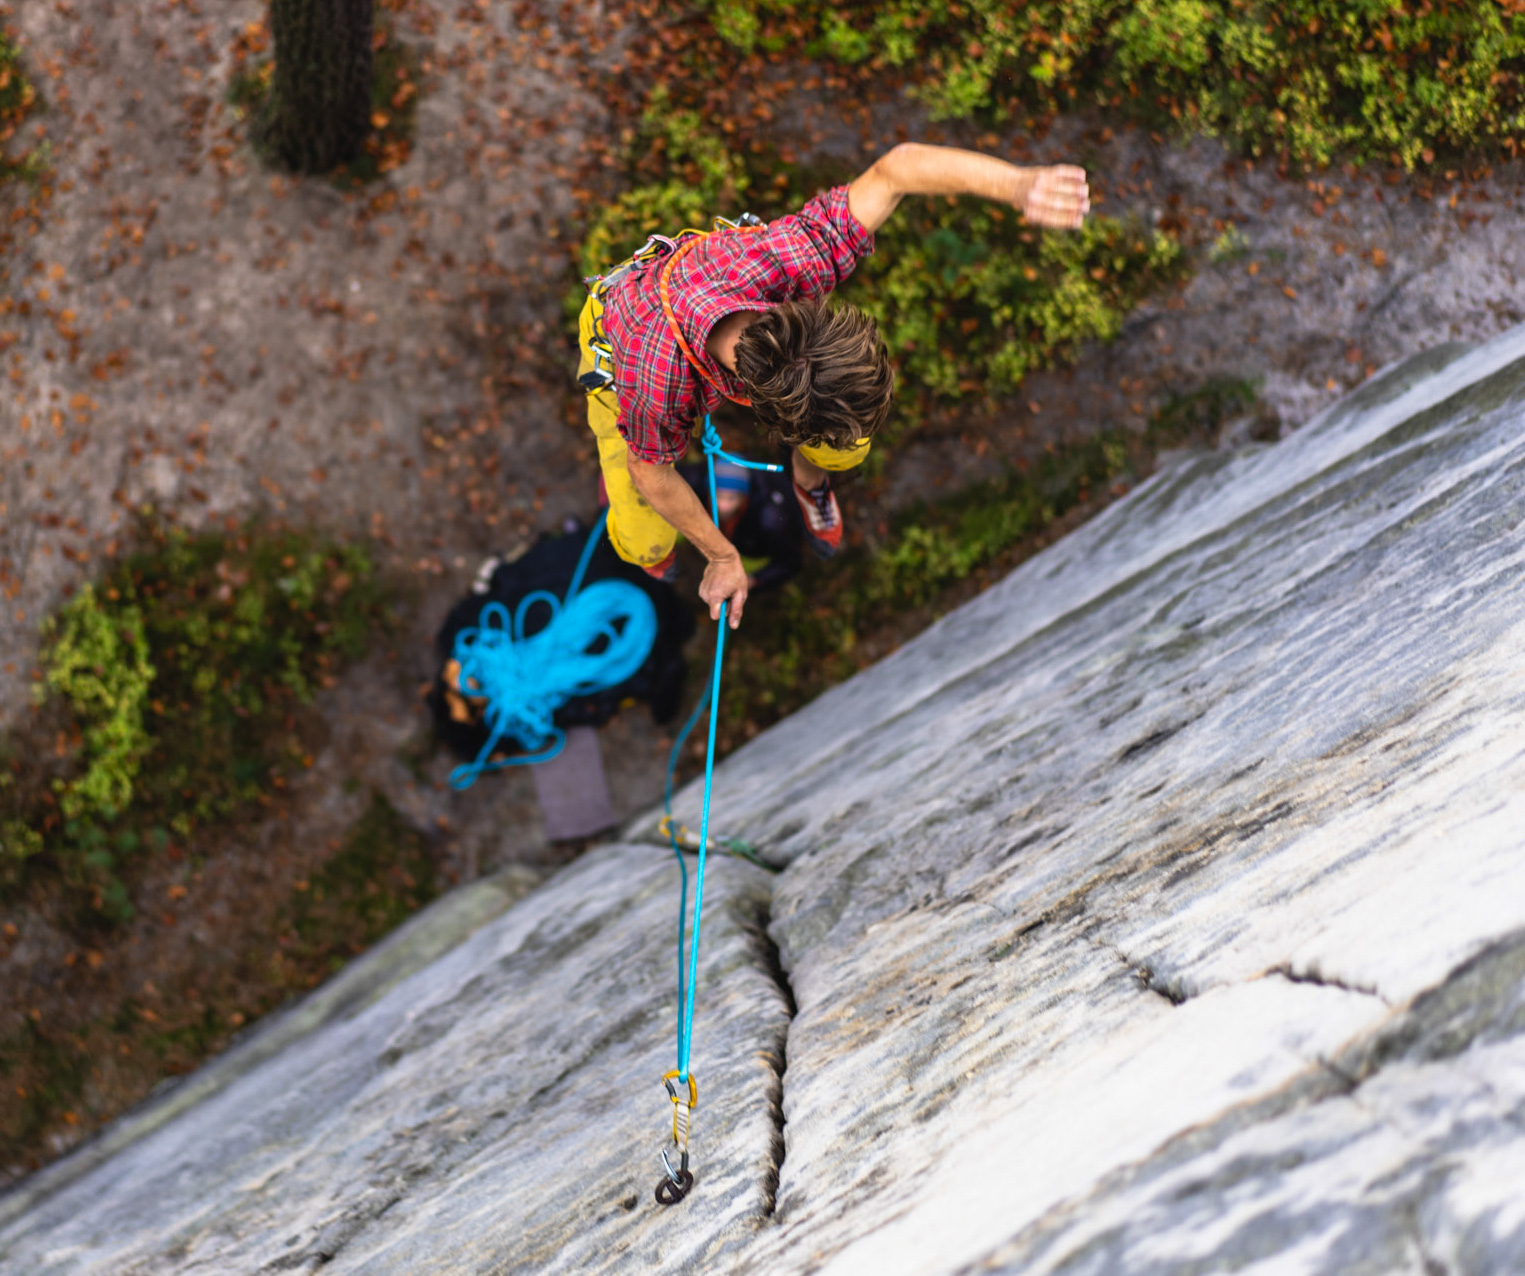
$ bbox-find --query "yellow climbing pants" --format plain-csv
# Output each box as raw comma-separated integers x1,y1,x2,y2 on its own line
579,295,678,568
577,293,872,568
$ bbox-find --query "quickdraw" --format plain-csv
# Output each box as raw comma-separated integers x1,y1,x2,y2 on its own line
655,1070,697,1205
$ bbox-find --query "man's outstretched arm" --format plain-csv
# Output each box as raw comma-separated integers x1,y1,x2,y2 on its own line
847,143,1090,235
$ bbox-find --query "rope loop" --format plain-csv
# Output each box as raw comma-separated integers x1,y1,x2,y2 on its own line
448,512,658,789
699,417,785,475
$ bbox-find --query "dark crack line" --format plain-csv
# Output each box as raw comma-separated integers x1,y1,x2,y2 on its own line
749,895,797,1222
1091,936,1193,1007
1268,963,1390,1004
1405,1198,1452,1276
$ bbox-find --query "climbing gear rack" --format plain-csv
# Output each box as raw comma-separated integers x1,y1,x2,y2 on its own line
579,214,764,397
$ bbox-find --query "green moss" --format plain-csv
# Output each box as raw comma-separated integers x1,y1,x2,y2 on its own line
693,0,1525,169
3,525,391,924
0,28,44,184
717,379,1257,744
36,585,156,824
855,200,1184,424
0,1020,90,1161
576,87,751,281
283,792,438,967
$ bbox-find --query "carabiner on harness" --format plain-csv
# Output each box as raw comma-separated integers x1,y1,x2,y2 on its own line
577,338,616,393
655,1069,698,1206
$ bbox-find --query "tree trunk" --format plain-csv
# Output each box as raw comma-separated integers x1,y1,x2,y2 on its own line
260,0,374,174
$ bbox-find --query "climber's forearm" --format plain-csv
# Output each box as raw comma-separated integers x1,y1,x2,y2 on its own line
848,142,1089,234
628,457,736,566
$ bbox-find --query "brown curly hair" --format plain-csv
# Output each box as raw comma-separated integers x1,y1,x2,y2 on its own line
733,300,894,449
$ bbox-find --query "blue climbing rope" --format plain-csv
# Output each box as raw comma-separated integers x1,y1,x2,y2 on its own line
654,416,787,1204
448,510,658,789
664,417,784,1084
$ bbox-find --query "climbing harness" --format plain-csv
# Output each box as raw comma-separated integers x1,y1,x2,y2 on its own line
579,215,764,396
653,415,782,1207
446,510,658,789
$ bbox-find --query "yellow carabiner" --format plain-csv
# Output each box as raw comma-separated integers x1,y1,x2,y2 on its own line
662,1069,698,1114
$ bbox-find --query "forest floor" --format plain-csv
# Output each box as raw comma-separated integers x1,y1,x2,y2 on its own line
3,0,1525,1181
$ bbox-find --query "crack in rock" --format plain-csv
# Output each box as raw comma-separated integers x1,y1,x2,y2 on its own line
1269,962,1390,1004
743,892,797,1222
1092,936,1194,1007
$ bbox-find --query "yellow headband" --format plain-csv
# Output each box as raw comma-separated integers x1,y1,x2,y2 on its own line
797,437,872,473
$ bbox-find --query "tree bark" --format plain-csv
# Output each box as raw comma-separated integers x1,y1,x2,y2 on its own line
260,0,374,174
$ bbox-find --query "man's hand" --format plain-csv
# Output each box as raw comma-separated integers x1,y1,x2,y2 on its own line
1021,165,1090,230
627,455,751,625
700,551,748,628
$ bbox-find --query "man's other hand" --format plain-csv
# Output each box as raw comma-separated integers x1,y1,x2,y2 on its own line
1022,165,1090,230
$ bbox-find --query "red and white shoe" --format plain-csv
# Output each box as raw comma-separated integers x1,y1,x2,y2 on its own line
793,477,843,559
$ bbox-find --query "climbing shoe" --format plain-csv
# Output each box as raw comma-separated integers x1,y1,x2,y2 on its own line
793,477,843,558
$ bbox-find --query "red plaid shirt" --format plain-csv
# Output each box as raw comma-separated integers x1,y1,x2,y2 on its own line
600,185,875,465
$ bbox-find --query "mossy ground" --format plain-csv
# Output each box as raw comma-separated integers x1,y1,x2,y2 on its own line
0,523,430,1173
0,25,42,185
0,791,437,1173
2,523,393,925
633,0,1525,172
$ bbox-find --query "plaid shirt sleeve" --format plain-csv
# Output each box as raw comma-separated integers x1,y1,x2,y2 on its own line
750,184,875,301
604,185,875,467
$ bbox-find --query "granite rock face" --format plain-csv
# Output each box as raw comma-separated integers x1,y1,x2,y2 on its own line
7,327,1525,1273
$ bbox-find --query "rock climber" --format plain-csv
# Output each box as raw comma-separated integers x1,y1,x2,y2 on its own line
577,142,1090,628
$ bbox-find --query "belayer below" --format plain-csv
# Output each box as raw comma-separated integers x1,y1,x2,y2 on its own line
679,456,805,594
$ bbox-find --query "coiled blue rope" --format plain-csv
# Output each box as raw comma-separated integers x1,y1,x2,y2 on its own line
448,510,658,789
666,417,783,1083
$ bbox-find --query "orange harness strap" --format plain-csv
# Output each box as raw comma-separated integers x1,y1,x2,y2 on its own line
657,228,765,410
